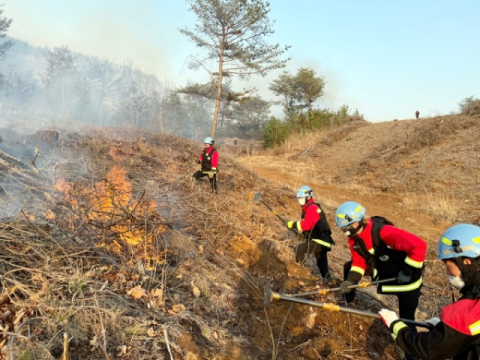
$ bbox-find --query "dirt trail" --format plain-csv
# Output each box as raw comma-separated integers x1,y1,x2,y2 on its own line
239,161,449,246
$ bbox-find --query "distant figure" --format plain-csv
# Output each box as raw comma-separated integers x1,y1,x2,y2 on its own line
193,136,218,192
234,137,237,146
415,110,420,120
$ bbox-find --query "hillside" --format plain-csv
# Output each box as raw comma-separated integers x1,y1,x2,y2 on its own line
0,114,478,359
238,114,480,230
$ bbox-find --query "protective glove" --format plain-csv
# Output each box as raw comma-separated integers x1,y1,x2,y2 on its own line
339,281,353,294
211,167,217,174
425,317,441,326
396,269,412,284
208,172,214,179
196,159,201,164
287,221,295,229
378,308,399,328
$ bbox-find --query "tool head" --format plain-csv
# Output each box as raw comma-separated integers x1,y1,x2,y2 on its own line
253,191,263,204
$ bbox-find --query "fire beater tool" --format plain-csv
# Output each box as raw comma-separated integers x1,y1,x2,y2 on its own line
289,277,397,297
253,191,288,224
263,282,433,329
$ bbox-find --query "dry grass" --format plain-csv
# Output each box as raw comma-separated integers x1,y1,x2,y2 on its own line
1,116,471,359
240,114,480,227
401,192,460,223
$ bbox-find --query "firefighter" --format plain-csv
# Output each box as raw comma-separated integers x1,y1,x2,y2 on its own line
379,224,480,359
193,136,218,192
287,185,335,281
335,201,426,330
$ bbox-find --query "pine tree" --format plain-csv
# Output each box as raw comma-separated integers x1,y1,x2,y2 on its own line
180,0,290,138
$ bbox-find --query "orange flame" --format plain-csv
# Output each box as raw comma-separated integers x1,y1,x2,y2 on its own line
52,166,162,246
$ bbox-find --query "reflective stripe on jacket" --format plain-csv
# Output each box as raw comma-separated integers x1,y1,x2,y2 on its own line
347,218,426,294
294,199,334,251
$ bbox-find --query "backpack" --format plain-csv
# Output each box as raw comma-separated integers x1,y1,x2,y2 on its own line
304,202,333,238
370,216,395,249
352,216,395,265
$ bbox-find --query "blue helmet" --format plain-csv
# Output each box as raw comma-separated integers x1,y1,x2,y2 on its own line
335,201,366,228
437,224,480,260
296,185,313,198
204,136,214,145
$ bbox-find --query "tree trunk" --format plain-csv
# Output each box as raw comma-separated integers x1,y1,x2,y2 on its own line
284,95,289,122
62,73,66,117
211,33,226,139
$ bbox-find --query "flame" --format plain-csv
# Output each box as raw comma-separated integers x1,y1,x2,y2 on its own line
54,178,79,209
89,166,132,221
52,166,163,247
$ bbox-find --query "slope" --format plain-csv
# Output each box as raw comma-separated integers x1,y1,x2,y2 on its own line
0,115,475,359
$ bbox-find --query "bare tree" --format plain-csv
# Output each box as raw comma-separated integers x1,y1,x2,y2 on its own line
42,46,77,117
180,0,290,139
0,4,13,60
87,58,121,123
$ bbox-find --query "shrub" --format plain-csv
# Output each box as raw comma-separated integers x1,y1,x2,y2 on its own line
262,116,290,148
458,95,480,116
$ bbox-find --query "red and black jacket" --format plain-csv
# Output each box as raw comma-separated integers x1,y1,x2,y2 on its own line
291,199,334,251
392,274,480,359
345,218,426,294
199,147,218,172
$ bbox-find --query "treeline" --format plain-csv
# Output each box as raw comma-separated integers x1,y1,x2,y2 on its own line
0,37,271,141
0,3,363,143
0,37,363,143
0,41,167,129
262,68,364,148
262,106,364,148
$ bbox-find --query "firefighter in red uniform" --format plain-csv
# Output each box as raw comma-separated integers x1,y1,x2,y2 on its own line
287,186,335,281
335,201,426,360
379,224,480,359
193,136,218,192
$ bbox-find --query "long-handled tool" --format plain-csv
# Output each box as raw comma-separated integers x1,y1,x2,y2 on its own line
253,191,287,223
253,191,299,237
179,162,196,180
264,282,433,329
289,278,397,297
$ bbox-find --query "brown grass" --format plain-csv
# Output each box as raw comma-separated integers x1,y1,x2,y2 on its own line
240,114,480,227
0,116,471,360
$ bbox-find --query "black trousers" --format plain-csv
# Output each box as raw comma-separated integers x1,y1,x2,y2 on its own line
343,262,420,360
295,240,331,279
343,261,420,319
193,170,217,191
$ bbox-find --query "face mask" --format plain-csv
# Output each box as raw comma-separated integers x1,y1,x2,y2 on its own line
448,275,465,290
298,197,306,206
341,226,352,236
342,223,362,237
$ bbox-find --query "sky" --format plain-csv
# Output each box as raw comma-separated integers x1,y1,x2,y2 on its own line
5,0,480,122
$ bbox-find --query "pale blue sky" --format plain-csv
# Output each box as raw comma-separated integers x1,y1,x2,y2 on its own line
5,1,480,122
